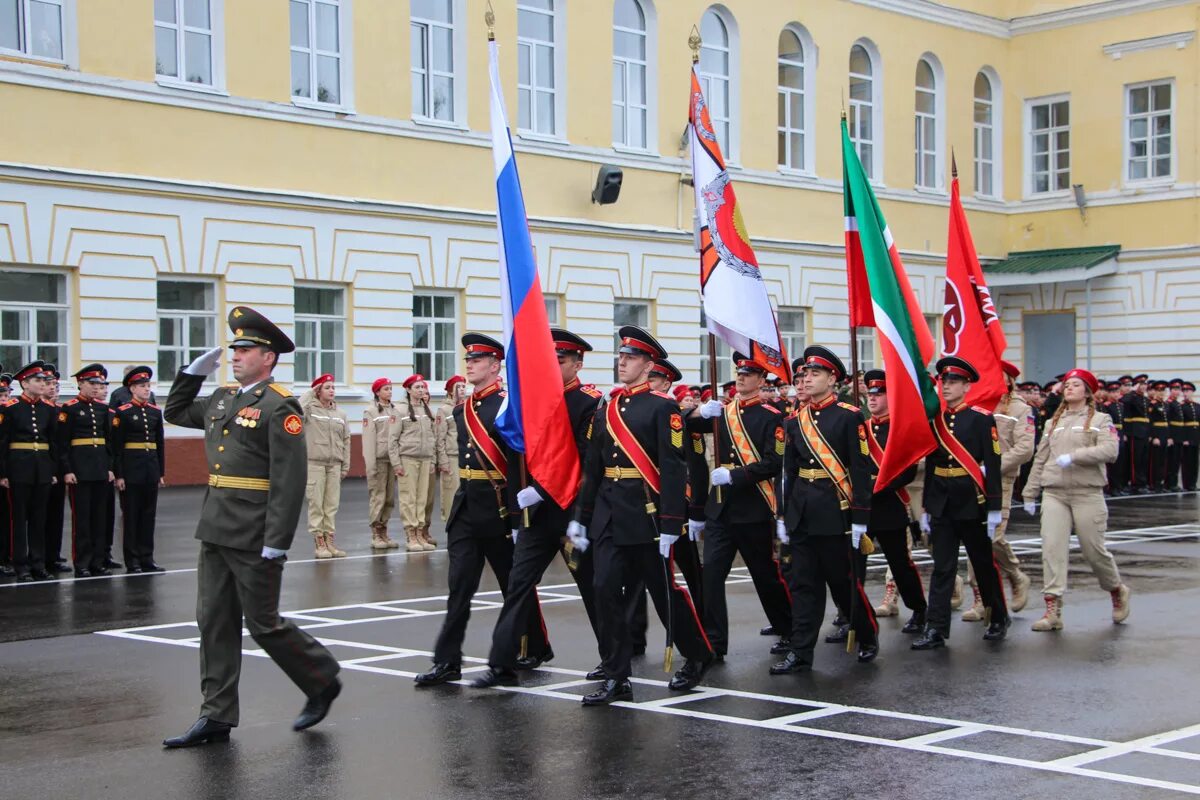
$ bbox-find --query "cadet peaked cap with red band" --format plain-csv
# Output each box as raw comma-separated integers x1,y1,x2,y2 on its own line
444,375,465,391
1001,360,1021,379
617,325,666,359
936,356,980,383
73,363,109,383
14,360,46,383
549,328,593,356
124,365,154,387
649,358,682,383
402,374,425,390
228,305,295,354
462,333,504,360
1062,368,1099,394
1106,381,1121,391
801,345,846,381
864,368,886,394
1133,374,1149,383
311,373,334,388
732,351,766,375
1184,382,1196,392
0,373,11,388
1169,378,1183,388
371,378,391,394
1152,379,1169,390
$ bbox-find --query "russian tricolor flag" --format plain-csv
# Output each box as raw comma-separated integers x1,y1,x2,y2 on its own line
488,39,580,509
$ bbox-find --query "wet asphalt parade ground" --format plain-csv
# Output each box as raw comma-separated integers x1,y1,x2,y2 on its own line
2,482,1199,800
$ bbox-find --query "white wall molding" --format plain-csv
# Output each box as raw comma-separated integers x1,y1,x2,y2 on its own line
1103,30,1195,59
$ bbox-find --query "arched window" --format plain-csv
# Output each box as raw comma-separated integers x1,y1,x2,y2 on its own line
612,0,648,149
777,26,811,171
699,6,737,157
974,70,998,196
848,41,879,180
914,59,937,188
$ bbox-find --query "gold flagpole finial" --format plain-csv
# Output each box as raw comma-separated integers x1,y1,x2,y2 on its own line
485,0,495,41
951,148,958,179
688,25,701,64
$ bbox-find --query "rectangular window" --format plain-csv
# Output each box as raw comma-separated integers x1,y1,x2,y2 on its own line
410,0,455,122
854,326,875,372
0,0,64,61
777,307,807,365
543,294,562,326
924,313,941,369
1029,98,1070,194
413,293,457,384
154,0,214,86
915,87,937,188
614,299,651,382
697,307,731,386
1126,80,1172,182
294,285,345,385
517,0,558,136
0,270,68,370
290,0,342,106
974,88,995,197
157,279,216,381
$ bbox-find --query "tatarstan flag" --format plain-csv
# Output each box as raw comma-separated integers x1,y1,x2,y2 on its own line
841,119,939,491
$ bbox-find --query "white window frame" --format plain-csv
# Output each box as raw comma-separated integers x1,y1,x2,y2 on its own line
777,306,809,364
848,38,883,183
289,0,355,112
543,294,563,326
913,54,945,191
1124,78,1174,186
0,0,77,67
156,277,218,386
294,284,347,386
973,67,1003,199
0,269,69,372
611,0,656,153
517,0,567,141
412,291,458,386
153,0,226,94
776,23,816,176
698,5,740,163
1024,93,1071,197
410,0,466,126
854,327,876,373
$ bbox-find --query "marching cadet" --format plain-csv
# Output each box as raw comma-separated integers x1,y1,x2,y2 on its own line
111,366,166,573
390,374,440,552
1148,380,1169,491
1022,368,1129,631
912,357,1010,650
1121,375,1151,493
568,326,714,704
1102,381,1125,494
0,370,12,577
861,369,928,635
771,346,878,674
163,306,341,747
361,378,400,550
60,364,115,577
1166,379,1185,491
41,365,71,575
471,329,602,688
689,353,792,662
1182,381,1199,491
415,334,550,687
0,361,65,581
301,374,351,559
435,375,466,525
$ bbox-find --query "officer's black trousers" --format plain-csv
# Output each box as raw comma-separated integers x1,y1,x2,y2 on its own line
0,488,10,562
9,482,50,573
1129,437,1149,488
103,482,117,559
486,529,596,669
673,533,704,617
1183,442,1199,491
122,483,159,567
1166,440,1182,489
701,518,791,655
592,530,712,681
44,480,65,569
69,480,110,570
872,527,928,613
787,535,876,665
1150,441,1167,489
927,517,1008,637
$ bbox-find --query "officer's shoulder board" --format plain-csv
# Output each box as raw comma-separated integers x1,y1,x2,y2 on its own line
40,399,56,406
0,398,15,407
147,402,160,409
761,404,782,415
64,398,79,407
580,384,603,399
650,390,673,400
971,405,992,415
118,403,133,411
268,383,292,398
837,401,860,413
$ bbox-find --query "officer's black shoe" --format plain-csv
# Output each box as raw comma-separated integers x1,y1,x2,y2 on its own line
91,566,110,577
901,610,927,634
103,558,123,569
293,677,342,731
50,562,72,574
0,564,14,577
585,664,606,680
581,679,633,706
759,625,778,636
16,571,33,583
142,562,167,573
824,623,850,644
73,568,92,579
470,667,519,688
514,648,554,671
832,612,847,626
769,638,792,654
983,616,1011,641
769,651,811,675
163,717,232,748
857,643,879,663
127,566,143,574
668,656,712,692
911,629,946,650
414,663,462,687
31,568,51,581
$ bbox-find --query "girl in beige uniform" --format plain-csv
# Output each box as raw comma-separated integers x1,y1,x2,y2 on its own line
1023,367,1130,631
435,375,465,525
362,378,400,551
390,374,439,552
301,374,351,558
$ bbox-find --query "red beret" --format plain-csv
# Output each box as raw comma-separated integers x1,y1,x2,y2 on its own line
700,388,713,402
402,374,426,390
672,384,691,402
1063,368,1099,394
444,375,465,392
311,373,334,388
371,378,391,394
1001,360,1020,379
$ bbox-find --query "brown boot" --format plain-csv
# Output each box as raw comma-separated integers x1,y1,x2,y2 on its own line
1110,584,1131,623
950,575,965,610
326,532,347,558
1031,594,1063,631
405,527,424,552
1009,570,1031,613
961,587,985,622
382,524,400,549
370,525,390,551
313,532,333,559
874,581,898,617
420,526,437,551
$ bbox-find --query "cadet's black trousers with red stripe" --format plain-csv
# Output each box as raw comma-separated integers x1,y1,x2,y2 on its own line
787,534,877,664
702,518,791,655
69,480,110,571
927,517,1008,637
871,527,928,613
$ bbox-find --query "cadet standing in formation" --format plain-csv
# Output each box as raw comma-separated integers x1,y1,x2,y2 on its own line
362,377,400,551
302,374,351,559
61,364,113,577
110,366,166,573
1121,375,1151,493
42,365,70,574
1183,382,1199,491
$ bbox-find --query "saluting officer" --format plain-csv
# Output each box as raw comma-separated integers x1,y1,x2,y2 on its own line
111,366,166,573
690,352,792,662
1121,375,1151,493
771,346,877,674
60,364,115,577
913,357,1009,650
163,306,341,747
0,361,65,581
570,326,714,705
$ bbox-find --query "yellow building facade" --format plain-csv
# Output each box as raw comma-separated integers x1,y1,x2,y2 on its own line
1,0,1197,432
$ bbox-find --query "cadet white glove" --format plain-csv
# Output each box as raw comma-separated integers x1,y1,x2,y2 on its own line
184,346,223,377
699,399,724,419
566,521,589,552
980,464,987,477
1023,501,1037,516
517,486,543,510
919,513,931,534
710,467,732,486
986,510,1002,540
1056,454,1073,468
261,546,286,560
511,528,520,544
776,519,790,545
851,524,867,551
659,533,679,559
687,519,704,541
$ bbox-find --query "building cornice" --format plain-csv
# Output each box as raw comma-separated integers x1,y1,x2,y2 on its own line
1103,30,1195,59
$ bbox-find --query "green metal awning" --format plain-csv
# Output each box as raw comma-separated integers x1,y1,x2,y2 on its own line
982,245,1120,285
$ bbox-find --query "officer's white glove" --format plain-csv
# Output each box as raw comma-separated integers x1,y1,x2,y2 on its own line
710,467,732,486
919,513,931,534
1056,454,1073,468
986,510,1002,541
566,521,589,553
776,519,790,545
511,528,520,544
659,533,679,559
261,546,286,560
980,464,987,477
851,524,867,550
699,399,724,419
1023,501,1037,516
517,486,543,510
687,519,704,541
184,346,223,377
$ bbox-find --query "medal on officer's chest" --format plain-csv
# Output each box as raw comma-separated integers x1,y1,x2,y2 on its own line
235,407,261,428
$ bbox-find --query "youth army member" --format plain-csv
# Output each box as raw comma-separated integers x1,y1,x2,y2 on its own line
771,346,878,674
110,366,167,573
1022,368,1130,631
301,374,351,559
471,329,604,688
361,378,400,551
435,375,466,525
689,353,792,662
912,357,1010,651
58,364,114,577
163,307,341,747
391,374,440,552
415,335,550,687
569,326,714,704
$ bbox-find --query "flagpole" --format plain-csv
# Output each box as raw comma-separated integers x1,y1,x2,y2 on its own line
844,109,862,409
